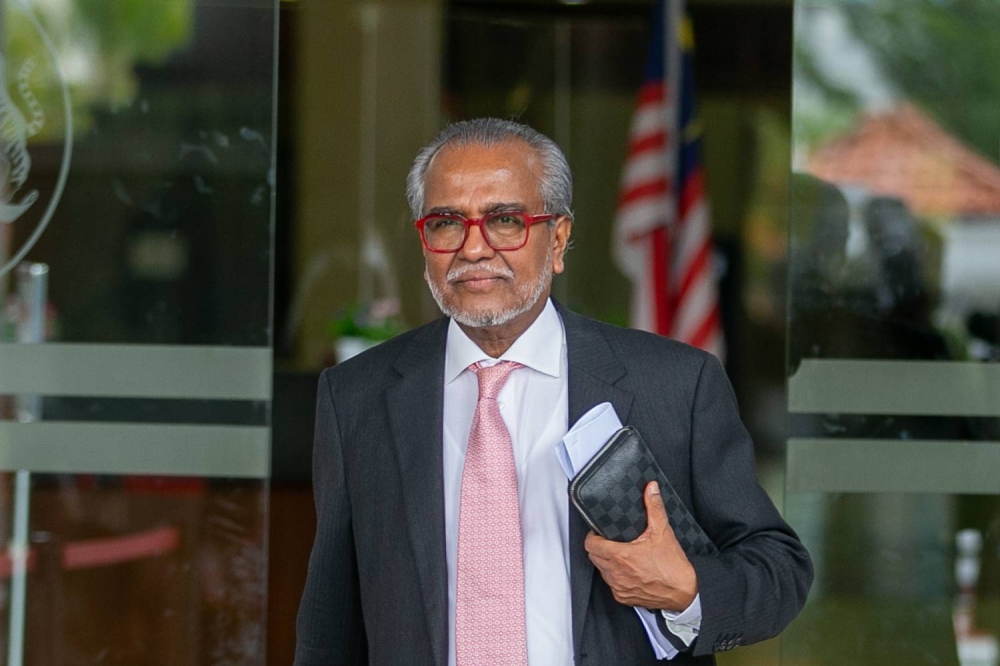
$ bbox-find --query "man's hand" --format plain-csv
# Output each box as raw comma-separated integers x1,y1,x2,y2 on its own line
584,481,699,612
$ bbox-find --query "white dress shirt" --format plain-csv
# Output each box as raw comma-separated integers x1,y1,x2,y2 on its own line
444,299,573,666
442,299,699,665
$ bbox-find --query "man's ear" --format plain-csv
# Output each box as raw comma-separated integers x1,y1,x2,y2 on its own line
551,216,573,274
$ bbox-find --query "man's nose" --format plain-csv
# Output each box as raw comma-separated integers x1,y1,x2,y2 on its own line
457,223,496,261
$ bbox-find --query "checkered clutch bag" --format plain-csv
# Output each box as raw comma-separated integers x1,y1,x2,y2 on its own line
569,426,717,556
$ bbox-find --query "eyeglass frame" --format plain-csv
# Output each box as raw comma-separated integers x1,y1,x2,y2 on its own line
413,211,558,253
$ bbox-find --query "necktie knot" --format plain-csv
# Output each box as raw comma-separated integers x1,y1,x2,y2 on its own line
470,361,521,400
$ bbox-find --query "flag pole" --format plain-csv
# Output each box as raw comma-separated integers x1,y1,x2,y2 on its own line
665,0,684,179
661,0,685,336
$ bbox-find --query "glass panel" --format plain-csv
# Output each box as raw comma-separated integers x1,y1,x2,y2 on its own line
788,1,1000,664
0,0,275,663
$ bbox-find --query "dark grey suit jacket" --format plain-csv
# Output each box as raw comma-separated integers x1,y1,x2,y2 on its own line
295,303,813,666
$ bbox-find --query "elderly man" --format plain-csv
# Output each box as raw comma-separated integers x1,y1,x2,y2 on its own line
295,118,812,666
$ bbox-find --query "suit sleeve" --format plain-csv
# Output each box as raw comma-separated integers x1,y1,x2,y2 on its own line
685,354,813,656
294,370,368,666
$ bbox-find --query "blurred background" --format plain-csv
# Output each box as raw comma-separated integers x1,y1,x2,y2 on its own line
1,0,999,663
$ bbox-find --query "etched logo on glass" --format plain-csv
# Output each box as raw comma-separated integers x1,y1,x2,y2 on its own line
0,0,72,279
0,54,43,224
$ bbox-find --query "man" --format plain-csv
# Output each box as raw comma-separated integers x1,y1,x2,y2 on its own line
296,119,812,666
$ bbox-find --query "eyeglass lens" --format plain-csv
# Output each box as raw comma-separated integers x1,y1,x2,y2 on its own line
424,213,528,251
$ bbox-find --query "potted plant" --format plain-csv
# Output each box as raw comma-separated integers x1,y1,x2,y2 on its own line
329,298,406,363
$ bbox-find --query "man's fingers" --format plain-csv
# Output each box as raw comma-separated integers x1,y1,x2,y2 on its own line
642,480,670,536
584,531,614,558
585,531,628,564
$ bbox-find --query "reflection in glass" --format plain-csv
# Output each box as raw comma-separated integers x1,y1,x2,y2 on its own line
0,0,274,663
789,2,1000,665
0,476,267,664
793,2,1000,365
1,0,273,347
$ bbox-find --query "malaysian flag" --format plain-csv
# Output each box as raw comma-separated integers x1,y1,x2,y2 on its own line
612,0,724,359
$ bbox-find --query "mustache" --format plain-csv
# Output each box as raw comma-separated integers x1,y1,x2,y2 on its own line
446,263,514,282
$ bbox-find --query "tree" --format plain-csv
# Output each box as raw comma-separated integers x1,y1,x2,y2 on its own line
839,0,1000,163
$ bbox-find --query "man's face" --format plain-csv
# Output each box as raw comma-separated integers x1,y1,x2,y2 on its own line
420,140,572,330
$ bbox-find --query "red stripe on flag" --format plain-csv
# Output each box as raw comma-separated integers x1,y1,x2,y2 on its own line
676,238,712,303
689,306,721,350
637,81,665,106
651,227,671,336
678,167,705,221
619,179,670,207
628,131,667,157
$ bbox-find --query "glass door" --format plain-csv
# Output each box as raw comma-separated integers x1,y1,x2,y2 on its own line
0,0,276,662
785,2,1000,664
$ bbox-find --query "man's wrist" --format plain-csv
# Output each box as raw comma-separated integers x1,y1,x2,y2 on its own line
660,564,698,612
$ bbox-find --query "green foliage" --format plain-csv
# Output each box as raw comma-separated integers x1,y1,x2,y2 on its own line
840,0,1000,161
75,0,192,63
329,300,407,342
74,0,193,103
4,0,193,140
792,43,862,148
793,99,859,154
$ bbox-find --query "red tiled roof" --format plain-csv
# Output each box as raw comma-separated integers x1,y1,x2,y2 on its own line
807,104,1000,217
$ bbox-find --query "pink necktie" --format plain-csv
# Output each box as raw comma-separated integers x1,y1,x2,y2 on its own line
455,361,528,666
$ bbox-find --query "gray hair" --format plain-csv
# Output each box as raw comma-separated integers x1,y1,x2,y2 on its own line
405,118,573,220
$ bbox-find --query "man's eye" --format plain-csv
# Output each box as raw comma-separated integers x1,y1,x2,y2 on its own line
490,215,523,227
427,217,463,230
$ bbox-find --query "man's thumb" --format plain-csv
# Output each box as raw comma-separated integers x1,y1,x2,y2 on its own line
644,480,668,532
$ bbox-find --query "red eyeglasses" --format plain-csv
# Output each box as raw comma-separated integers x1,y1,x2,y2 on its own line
414,211,556,253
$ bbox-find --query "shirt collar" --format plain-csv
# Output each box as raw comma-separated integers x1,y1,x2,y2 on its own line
444,298,565,385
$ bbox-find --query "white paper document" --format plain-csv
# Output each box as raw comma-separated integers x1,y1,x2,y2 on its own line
555,402,623,478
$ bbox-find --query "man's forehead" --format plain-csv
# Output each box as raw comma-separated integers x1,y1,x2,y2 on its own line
422,140,545,213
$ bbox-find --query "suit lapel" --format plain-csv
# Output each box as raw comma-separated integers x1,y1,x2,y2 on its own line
558,303,634,658
387,318,450,666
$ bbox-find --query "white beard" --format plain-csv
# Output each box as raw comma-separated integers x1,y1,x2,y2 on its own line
426,248,553,328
